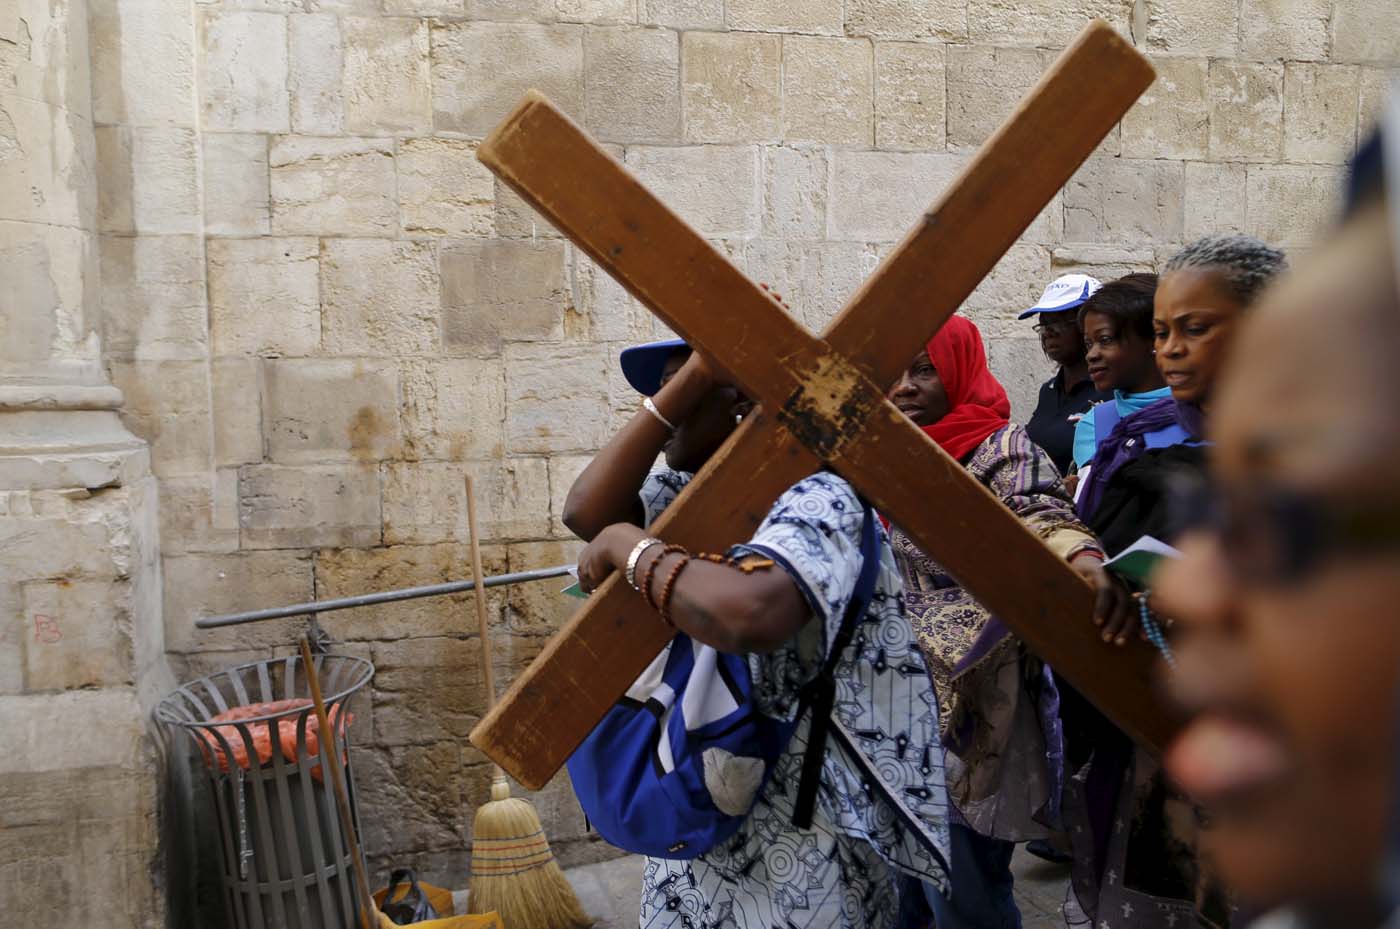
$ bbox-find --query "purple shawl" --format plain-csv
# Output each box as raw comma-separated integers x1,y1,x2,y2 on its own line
1075,398,1207,523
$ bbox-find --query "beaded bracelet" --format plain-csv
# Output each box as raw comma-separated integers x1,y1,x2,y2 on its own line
641,544,687,609
657,555,692,627
1137,590,1176,670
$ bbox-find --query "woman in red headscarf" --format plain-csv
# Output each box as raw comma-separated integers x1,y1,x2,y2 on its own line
886,316,1131,929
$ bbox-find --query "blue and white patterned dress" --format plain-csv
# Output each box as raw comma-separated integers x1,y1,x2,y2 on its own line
636,469,951,929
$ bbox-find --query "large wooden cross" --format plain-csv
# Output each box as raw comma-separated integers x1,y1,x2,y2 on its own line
471,22,1169,792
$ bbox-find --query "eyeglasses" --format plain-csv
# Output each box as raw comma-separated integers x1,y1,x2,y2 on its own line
1033,319,1077,334
1173,474,1400,585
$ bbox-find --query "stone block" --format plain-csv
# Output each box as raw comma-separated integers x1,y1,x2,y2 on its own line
321,239,441,356
431,22,583,136
584,26,681,143
99,235,207,361
401,358,506,462
958,242,1052,341
90,0,197,128
212,357,264,466
383,0,466,13
1145,0,1238,56
503,342,612,455
207,237,321,356
269,136,397,236
548,454,592,538
557,0,637,22
109,360,212,476
504,539,586,635
203,132,271,235
398,137,495,237
264,359,402,464
1360,68,1400,140
1245,164,1344,249
238,463,382,549
1184,162,1247,240
782,35,873,145
625,145,760,237
0,689,149,773
368,638,486,746
441,239,567,355
567,249,654,342
466,0,557,18
1049,246,1157,285
966,0,1130,46
157,472,241,556
1121,57,1208,160
0,489,144,583
198,10,289,132
1208,61,1283,163
0,97,94,229
743,238,879,330
380,459,551,544
946,46,1048,151
1332,1,1400,64
642,0,722,28
726,0,841,33
313,543,510,643
875,41,946,152
356,742,471,858
988,336,1052,425
682,32,781,143
163,550,314,651
1283,64,1360,165
763,145,827,238
827,149,962,241
845,0,965,40
494,180,564,239
1240,0,1330,61
20,578,131,691
289,13,343,134
342,16,431,133
1064,158,1184,246
95,126,200,234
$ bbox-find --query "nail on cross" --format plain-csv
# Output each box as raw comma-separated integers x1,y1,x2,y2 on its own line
471,21,1170,792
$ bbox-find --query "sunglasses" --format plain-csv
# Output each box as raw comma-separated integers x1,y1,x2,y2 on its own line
1174,475,1400,585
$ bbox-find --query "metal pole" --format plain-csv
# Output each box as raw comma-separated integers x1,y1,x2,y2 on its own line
196,564,575,629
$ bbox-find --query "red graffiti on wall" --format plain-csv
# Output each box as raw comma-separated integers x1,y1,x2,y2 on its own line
33,615,62,644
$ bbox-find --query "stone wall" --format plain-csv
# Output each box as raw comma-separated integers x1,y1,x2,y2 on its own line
83,0,1397,902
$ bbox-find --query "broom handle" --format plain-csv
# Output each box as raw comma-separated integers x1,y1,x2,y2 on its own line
464,476,510,786
299,636,377,929
465,475,498,710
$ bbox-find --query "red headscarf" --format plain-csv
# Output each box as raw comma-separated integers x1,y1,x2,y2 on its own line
920,316,1011,461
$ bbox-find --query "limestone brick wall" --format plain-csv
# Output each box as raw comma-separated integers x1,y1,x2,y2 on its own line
90,0,1397,893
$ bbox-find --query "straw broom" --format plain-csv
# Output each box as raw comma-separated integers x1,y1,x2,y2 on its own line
463,475,593,929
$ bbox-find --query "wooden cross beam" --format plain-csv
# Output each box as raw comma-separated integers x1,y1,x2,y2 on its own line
472,21,1168,792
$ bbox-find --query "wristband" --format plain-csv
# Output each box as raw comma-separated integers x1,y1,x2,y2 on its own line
624,537,663,590
642,396,676,431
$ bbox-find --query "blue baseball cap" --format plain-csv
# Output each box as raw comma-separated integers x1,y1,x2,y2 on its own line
619,338,689,396
1016,273,1103,320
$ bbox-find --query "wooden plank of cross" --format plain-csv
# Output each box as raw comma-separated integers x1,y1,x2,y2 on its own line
472,21,1167,792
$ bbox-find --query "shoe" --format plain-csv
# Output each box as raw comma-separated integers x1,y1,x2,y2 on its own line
1026,837,1073,864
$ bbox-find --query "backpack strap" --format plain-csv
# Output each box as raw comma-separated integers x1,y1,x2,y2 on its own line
1093,400,1121,449
792,501,880,829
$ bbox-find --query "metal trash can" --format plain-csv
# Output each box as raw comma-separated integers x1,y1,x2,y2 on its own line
157,654,375,929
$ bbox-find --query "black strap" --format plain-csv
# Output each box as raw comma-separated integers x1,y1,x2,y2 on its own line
792,502,880,829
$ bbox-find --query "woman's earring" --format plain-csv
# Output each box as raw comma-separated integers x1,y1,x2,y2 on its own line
735,414,743,425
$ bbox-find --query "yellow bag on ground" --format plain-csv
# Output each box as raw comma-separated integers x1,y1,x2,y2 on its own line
374,879,504,927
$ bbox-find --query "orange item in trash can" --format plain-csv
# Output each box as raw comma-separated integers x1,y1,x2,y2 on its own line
196,698,353,782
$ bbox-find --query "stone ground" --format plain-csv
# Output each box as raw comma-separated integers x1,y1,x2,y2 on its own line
453,847,1072,927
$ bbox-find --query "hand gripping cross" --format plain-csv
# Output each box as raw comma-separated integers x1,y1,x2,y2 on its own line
471,21,1168,791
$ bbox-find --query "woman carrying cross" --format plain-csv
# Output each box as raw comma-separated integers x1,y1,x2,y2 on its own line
564,340,950,928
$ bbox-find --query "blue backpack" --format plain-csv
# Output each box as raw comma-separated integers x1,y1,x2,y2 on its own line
566,503,880,859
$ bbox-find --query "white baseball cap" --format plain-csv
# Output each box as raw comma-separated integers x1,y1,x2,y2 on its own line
1017,273,1103,320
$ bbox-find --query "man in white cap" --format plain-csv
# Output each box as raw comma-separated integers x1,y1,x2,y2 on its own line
1022,273,1110,476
